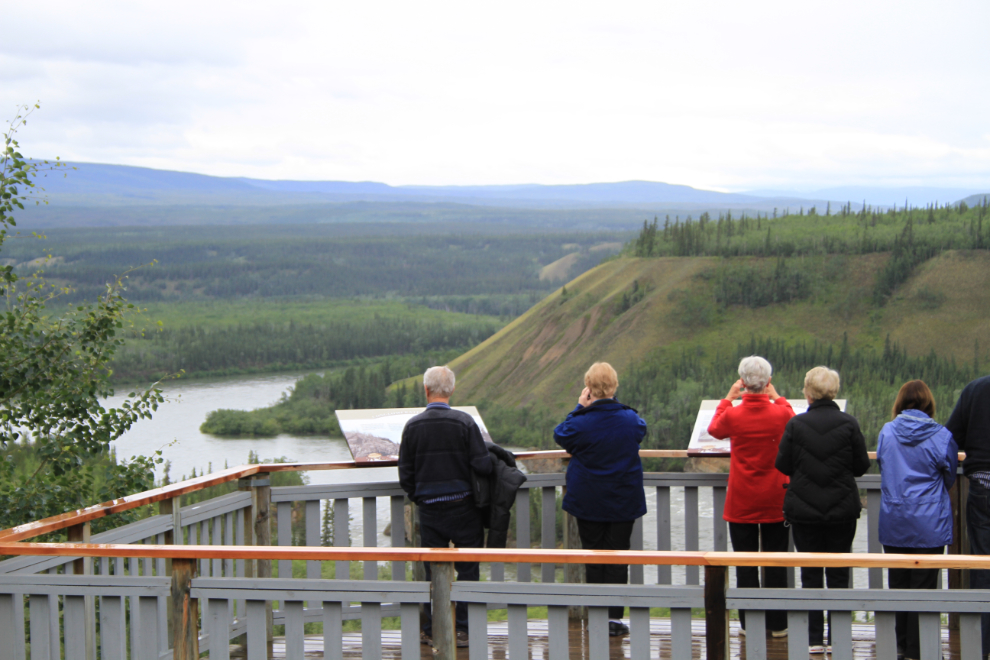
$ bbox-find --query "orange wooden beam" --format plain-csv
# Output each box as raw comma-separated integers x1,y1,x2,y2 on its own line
1,543,988,570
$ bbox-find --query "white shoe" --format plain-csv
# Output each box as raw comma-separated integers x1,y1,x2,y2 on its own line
809,646,826,654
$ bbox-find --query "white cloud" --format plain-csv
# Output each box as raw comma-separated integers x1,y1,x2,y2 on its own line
2,0,988,188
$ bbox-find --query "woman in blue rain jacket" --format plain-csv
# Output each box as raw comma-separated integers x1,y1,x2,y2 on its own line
554,362,646,636
877,379,958,660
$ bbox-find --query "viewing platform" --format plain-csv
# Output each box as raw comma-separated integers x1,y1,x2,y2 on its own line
272,619,956,659
0,450,984,660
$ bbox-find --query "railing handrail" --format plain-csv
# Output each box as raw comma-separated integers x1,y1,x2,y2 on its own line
0,543,986,570
0,449,965,543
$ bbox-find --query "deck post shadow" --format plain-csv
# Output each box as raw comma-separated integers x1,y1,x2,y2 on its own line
171,558,198,660
432,561,455,660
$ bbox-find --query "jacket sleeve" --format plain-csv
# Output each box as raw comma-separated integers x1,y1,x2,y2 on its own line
553,405,584,452
849,417,871,477
946,384,971,448
942,431,960,491
398,427,416,499
486,441,517,467
468,422,493,476
775,419,795,476
875,428,885,472
635,413,648,444
706,400,734,440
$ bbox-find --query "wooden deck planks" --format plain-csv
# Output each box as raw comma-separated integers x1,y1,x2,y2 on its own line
265,619,959,660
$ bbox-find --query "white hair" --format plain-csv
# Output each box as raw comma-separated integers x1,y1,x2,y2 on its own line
423,366,456,398
738,356,772,392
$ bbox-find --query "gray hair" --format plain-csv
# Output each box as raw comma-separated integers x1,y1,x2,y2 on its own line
738,356,772,392
423,366,456,398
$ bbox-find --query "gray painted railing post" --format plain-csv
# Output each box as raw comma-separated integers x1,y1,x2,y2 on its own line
235,477,261,651
705,565,728,660
67,522,95,660
431,561,455,660
160,494,181,651
171,558,198,660
249,474,274,658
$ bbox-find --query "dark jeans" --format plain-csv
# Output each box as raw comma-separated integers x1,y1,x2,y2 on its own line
419,497,485,635
791,521,857,646
967,478,990,658
728,521,789,632
885,545,943,659
577,519,635,620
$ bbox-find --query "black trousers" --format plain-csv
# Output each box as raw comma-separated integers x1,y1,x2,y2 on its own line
577,518,635,619
728,521,790,632
419,498,485,634
791,521,857,646
885,545,943,659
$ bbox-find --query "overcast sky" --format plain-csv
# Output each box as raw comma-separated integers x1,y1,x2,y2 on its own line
3,1,988,190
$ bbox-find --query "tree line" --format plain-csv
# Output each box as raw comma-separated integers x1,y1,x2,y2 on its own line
632,200,988,260
112,315,501,382
200,353,439,437
6,226,628,304
631,200,989,307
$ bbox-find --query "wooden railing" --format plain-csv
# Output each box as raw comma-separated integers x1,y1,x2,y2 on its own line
0,449,933,543
0,451,977,660
1,543,987,660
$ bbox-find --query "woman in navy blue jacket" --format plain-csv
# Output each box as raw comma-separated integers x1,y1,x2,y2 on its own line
877,380,958,660
554,362,647,637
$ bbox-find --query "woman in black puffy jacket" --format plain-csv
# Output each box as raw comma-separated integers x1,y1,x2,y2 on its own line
775,366,870,655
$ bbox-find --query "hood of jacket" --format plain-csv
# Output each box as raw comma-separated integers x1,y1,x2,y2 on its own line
889,409,942,446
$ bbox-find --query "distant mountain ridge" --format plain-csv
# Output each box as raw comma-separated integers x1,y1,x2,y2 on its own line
35,162,763,207
18,161,987,229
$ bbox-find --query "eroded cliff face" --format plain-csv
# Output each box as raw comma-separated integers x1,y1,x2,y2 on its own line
449,257,713,409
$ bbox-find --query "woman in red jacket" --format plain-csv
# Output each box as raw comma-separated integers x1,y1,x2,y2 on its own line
707,355,794,637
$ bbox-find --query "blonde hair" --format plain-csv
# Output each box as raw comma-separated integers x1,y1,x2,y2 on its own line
584,362,619,398
803,366,840,401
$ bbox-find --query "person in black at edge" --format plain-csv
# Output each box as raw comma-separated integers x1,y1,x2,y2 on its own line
398,365,492,649
946,374,990,659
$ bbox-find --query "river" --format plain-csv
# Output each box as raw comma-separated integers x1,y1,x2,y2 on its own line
109,372,872,589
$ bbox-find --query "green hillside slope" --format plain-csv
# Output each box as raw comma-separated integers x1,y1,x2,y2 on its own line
443,249,988,457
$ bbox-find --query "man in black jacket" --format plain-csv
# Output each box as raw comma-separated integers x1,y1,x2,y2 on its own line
947,374,990,658
398,366,492,648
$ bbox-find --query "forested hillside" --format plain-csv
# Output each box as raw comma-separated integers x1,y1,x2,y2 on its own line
5,224,626,305
112,300,503,382
441,200,990,461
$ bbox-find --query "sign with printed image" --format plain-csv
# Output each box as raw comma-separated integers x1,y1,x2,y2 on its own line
335,406,493,462
687,399,846,455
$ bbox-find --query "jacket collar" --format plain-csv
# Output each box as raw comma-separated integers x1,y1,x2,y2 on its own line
571,397,639,416
808,398,839,411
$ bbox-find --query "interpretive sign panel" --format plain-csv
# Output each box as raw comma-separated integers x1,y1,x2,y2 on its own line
687,399,847,456
336,407,493,463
